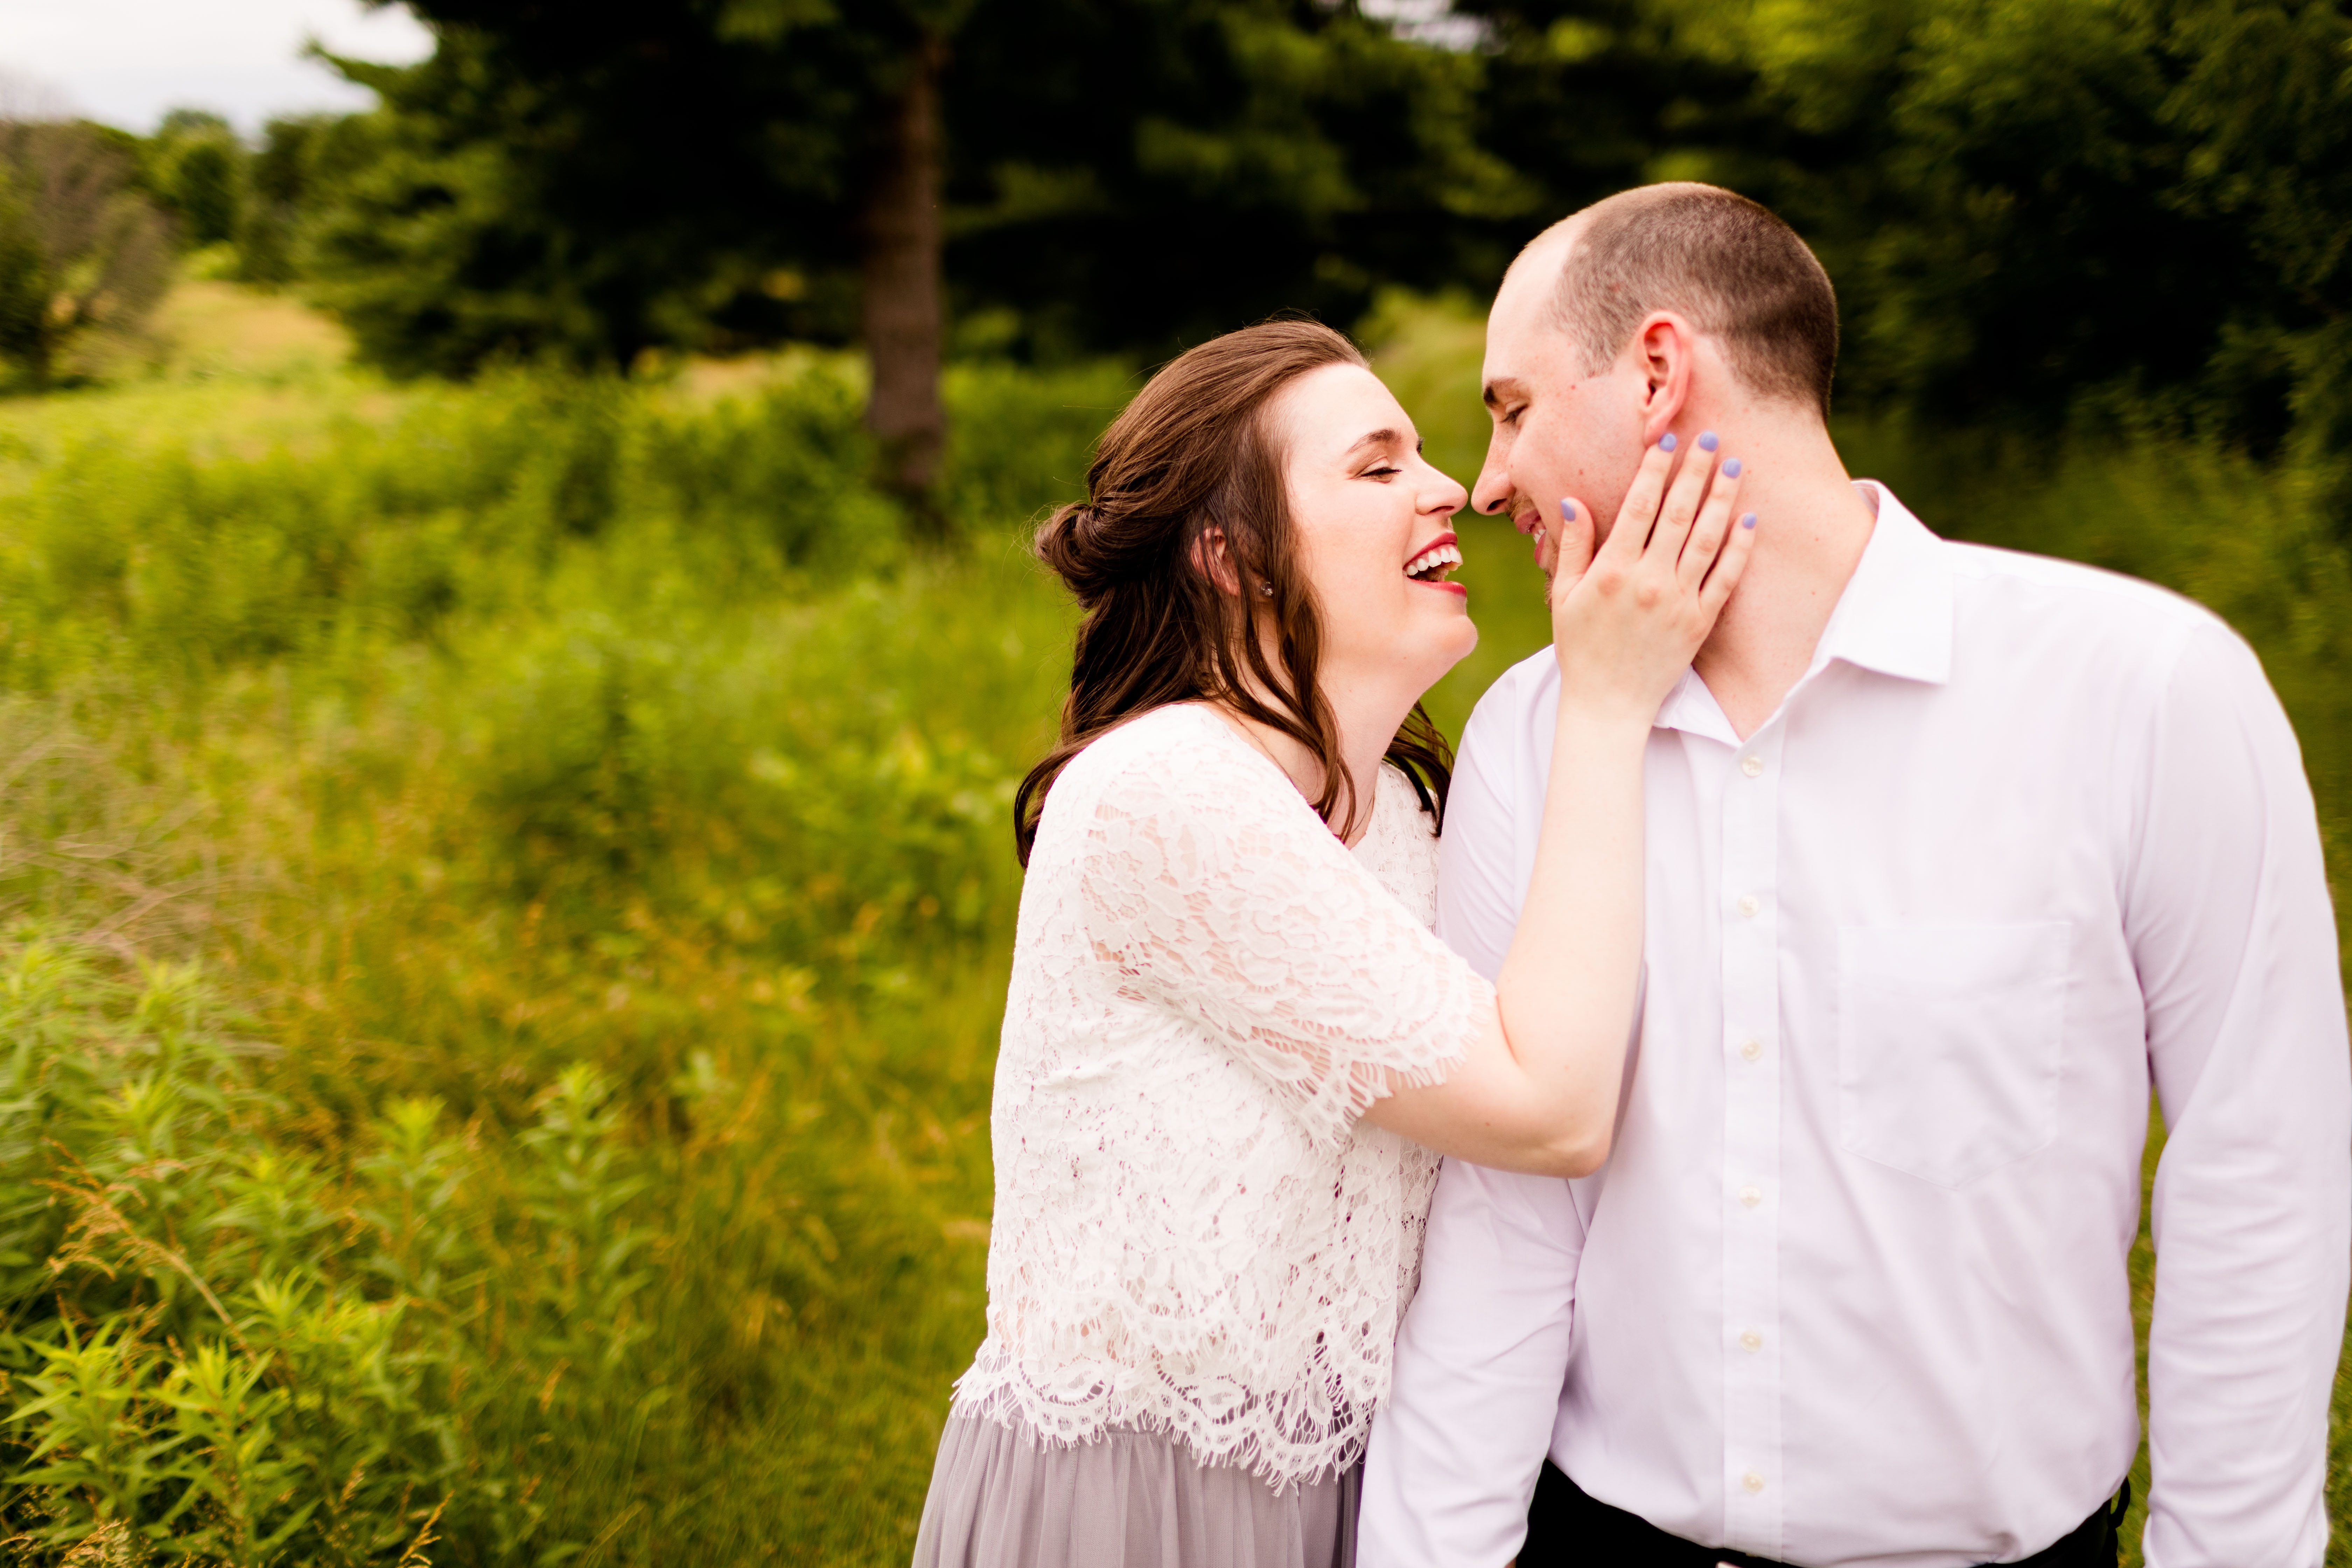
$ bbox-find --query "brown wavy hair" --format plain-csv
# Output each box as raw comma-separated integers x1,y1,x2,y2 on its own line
1014,319,1454,866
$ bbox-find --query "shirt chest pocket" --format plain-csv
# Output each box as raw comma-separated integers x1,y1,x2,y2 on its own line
1837,922,2071,1189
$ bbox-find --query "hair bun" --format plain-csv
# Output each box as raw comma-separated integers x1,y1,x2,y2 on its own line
1036,500,1122,599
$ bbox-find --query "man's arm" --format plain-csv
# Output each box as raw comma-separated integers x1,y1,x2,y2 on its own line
2132,623,2351,1567
1360,672,1589,1568
1362,1155,1585,1567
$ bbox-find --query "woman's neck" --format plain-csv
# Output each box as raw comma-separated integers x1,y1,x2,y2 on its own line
1217,671,1411,846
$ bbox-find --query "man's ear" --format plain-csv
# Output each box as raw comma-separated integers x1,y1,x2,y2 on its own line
1191,525,1243,596
1634,311,1697,445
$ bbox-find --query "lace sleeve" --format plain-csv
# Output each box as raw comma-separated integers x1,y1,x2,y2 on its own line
1073,718,1492,1150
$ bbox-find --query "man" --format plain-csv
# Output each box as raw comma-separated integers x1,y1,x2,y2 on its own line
1359,183,2351,1567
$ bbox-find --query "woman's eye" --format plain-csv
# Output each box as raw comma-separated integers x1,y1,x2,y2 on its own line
1362,465,1401,480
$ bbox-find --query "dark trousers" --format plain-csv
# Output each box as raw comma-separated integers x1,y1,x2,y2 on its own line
1520,1462,2127,1568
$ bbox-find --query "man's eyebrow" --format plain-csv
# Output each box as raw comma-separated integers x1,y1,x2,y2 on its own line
1345,428,1403,455
1483,377,1526,410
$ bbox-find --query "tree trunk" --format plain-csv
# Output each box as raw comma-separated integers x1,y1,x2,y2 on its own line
861,34,948,537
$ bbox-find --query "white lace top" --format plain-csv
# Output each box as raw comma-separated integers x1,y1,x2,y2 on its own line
952,703,1496,1488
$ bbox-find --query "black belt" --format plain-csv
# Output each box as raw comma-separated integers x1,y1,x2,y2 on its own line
1521,1461,2130,1568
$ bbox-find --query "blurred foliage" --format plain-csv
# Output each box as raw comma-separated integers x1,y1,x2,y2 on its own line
937,0,1528,358
1820,0,2352,463
7,0,2340,480
127,108,360,296
214,0,2347,482
0,121,175,389
0,320,1111,1560
1469,0,2352,474
295,20,867,378
284,0,1516,374
0,365,899,679
146,111,244,251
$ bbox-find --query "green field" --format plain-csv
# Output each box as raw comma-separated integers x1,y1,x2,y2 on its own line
0,285,2345,1565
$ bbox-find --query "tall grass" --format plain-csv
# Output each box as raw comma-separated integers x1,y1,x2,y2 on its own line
0,289,2344,1565
0,338,1126,1563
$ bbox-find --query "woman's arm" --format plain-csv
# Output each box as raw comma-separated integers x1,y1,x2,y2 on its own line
1361,439,1749,1175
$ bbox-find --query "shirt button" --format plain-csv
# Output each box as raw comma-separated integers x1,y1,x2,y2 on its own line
1736,894,1760,918
1740,1039,1762,1062
1743,1471,1766,1493
1739,1185,1763,1208
1741,755,1764,777
1740,1329,1763,1351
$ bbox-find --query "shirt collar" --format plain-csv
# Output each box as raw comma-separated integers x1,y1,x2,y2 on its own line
1652,481,1953,742
1816,482,1953,687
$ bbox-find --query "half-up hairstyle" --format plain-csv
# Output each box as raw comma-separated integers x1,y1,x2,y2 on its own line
1014,319,1453,866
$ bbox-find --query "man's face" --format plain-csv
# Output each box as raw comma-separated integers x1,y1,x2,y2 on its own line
1472,237,1652,581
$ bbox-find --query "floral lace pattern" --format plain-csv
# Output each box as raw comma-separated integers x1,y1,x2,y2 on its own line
952,704,1494,1489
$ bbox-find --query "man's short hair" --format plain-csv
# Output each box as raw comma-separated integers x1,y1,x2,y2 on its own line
1548,183,1839,415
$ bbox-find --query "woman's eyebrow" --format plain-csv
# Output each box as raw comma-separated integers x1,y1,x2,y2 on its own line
1345,428,1402,456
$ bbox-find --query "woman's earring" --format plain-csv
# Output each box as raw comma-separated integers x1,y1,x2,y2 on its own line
1256,580,1275,598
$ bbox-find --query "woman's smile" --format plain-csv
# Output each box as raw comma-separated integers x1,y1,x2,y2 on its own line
1404,532,1466,595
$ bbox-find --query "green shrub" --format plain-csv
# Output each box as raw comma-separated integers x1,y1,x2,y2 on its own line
0,364,901,691
0,348,1084,1561
0,932,457,1563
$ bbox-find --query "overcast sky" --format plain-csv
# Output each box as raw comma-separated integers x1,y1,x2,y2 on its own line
0,0,434,134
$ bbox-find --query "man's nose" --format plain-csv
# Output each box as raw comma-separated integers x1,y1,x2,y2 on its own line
1470,469,1512,516
1470,427,1516,514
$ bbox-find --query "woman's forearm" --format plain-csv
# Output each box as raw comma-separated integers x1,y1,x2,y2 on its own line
1490,703,1652,1170
1360,700,1652,1175
1361,436,1748,1171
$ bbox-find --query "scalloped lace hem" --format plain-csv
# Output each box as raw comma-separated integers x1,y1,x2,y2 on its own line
948,1370,1368,1495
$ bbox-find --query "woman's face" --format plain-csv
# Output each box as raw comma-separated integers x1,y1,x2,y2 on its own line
1270,362,1476,704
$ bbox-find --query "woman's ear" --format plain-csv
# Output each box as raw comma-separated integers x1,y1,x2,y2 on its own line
1635,311,1696,446
1191,525,1245,596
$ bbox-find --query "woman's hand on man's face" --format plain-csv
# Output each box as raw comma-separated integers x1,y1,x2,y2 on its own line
1548,432,1755,725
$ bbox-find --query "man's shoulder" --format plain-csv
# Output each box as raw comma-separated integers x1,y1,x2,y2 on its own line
1934,539,2259,709
1942,539,2226,650
1464,646,1561,732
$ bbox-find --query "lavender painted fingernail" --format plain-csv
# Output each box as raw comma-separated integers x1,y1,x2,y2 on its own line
1560,499,1577,522
1698,431,1719,451
1741,513,1758,530
1723,458,1742,478
1659,433,1678,453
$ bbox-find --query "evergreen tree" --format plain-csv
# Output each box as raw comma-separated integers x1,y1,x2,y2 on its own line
307,0,1516,522
940,0,1528,360
148,108,246,250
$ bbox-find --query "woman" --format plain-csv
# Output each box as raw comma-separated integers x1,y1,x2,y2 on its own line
915,321,1750,1567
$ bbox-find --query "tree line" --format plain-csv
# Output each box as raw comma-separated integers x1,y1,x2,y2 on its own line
2,0,2346,520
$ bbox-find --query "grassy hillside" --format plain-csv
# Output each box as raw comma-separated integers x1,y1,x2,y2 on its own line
0,285,2344,1565
0,303,1116,1563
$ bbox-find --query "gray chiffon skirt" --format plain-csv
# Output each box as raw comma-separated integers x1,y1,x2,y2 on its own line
911,1413,1359,1568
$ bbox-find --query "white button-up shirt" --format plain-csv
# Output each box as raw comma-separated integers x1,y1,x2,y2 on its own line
1361,484,2351,1568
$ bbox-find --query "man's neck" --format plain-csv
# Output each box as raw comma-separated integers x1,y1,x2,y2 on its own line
1690,422,1878,740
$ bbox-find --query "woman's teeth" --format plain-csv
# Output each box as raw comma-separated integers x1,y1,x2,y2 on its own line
1405,541,1462,582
